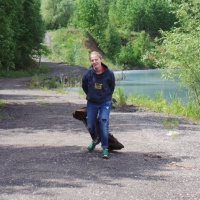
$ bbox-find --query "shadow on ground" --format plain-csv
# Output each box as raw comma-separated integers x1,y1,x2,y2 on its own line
0,145,185,195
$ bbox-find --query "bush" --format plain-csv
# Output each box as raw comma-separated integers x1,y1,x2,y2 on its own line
113,87,128,107
116,31,153,68
48,28,89,67
157,1,200,107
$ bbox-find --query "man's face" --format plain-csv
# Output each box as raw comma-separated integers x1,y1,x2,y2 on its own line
90,55,102,73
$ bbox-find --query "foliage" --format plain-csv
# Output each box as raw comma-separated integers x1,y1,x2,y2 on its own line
0,100,6,108
128,91,200,120
15,0,46,69
113,87,128,107
116,31,153,68
72,0,177,68
1,0,179,71
142,44,161,69
47,28,90,66
0,0,45,70
41,0,75,29
29,75,58,89
162,118,179,129
116,42,135,68
74,0,112,53
156,1,200,106
113,87,200,119
0,0,16,69
103,24,121,60
74,0,99,31
126,0,177,36
29,74,82,89
0,64,50,78
45,28,122,70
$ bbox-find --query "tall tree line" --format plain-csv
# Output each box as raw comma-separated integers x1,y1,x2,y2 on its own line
0,0,45,70
158,1,200,106
41,0,177,67
41,0,177,36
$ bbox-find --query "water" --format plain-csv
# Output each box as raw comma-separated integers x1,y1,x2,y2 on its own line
114,69,188,104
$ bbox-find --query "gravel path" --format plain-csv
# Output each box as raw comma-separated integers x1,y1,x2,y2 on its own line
0,61,200,200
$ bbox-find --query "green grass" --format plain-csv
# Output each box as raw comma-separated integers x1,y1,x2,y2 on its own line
113,87,128,107
0,100,14,121
0,64,50,78
56,88,69,94
47,28,90,67
0,100,6,108
162,118,179,129
29,74,59,89
127,91,200,120
0,115,14,121
29,74,82,90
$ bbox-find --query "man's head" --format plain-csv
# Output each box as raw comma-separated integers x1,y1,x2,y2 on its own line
89,51,103,74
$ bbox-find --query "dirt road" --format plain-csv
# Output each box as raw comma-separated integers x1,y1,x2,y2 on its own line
0,61,200,200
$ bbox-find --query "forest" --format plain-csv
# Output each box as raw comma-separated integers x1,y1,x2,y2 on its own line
0,0,45,70
0,0,200,107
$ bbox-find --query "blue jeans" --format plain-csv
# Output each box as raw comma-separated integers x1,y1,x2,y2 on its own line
86,100,111,149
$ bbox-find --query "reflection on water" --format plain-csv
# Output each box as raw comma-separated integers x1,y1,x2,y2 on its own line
114,69,188,104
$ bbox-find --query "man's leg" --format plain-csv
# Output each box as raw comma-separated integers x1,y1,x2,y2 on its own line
99,101,111,149
86,101,99,142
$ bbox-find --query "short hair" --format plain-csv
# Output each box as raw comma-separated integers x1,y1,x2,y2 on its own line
89,51,103,60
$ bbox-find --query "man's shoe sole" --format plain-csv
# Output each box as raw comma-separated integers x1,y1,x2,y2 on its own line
102,155,109,159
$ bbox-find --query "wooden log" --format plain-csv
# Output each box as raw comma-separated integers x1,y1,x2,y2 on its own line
72,107,124,151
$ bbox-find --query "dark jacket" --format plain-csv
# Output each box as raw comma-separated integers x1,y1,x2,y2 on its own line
82,63,115,103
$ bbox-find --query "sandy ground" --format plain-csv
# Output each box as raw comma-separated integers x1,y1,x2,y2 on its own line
0,61,200,200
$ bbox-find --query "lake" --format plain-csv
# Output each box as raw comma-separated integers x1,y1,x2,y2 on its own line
114,69,188,104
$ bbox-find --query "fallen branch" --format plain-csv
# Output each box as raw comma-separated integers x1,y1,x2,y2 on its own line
73,107,124,151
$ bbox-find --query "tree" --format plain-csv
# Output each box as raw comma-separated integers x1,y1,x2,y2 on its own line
14,0,45,69
105,0,177,37
116,31,153,68
74,0,112,47
126,0,177,36
0,0,45,70
103,24,121,60
157,1,200,106
41,0,75,29
0,0,17,69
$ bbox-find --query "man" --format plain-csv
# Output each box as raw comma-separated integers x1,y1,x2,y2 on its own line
82,51,115,159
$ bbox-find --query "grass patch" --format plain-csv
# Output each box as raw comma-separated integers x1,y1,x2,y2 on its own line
0,100,6,108
48,28,90,67
0,100,14,121
56,88,69,94
29,75,59,89
0,64,50,78
38,102,49,105
162,118,179,129
29,74,82,90
113,87,128,107
0,115,14,121
128,91,200,120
